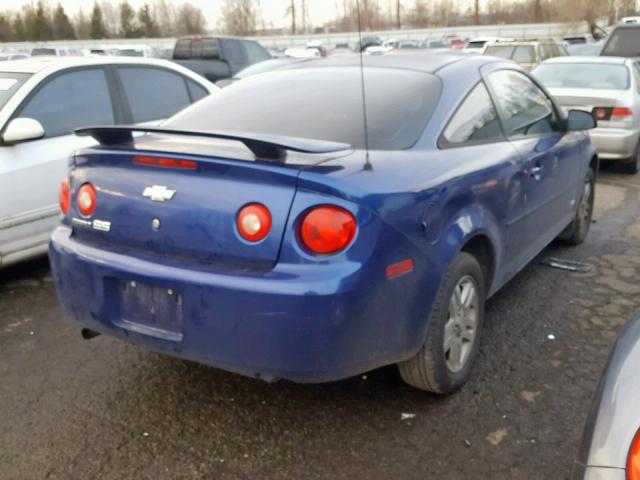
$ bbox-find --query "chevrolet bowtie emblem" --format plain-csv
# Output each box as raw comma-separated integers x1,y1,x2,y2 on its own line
143,185,176,202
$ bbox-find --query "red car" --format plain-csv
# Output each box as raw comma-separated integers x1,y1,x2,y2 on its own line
447,36,467,50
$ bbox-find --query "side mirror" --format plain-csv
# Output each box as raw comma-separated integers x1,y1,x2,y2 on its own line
567,110,596,131
2,117,45,144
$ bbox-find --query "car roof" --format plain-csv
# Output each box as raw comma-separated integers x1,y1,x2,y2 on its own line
0,55,183,74
288,51,488,74
541,55,628,65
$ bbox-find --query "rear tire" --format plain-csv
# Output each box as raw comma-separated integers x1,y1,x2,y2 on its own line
397,252,485,394
558,168,595,245
620,142,640,174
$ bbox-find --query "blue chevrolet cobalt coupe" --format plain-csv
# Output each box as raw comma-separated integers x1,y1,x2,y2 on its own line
50,52,597,394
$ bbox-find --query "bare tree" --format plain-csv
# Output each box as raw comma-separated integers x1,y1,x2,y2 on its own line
175,2,206,35
220,0,258,36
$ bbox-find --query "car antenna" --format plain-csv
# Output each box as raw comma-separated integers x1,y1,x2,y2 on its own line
356,1,374,172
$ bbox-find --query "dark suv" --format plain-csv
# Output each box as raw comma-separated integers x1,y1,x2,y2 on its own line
601,24,640,57
172,36,271,82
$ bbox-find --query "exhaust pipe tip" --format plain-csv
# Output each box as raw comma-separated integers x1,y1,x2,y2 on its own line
81,328,101,340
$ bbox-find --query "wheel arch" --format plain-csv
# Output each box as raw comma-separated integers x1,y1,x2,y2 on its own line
460,233,496,295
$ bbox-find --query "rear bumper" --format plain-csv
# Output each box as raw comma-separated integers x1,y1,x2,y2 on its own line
49,226,430,383
590,127,640,160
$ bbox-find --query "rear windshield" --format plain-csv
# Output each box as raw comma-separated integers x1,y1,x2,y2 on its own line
166,67,442,150
602,28,640,56
534,63,630,90
0,72,30,110
31,48,56,56
116,49,144,57
467,41,487,49
485,45,535,63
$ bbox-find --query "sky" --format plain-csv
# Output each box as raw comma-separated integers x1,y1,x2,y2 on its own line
9,1,344,30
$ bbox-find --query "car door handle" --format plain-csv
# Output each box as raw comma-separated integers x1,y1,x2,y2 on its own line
529,166,543,181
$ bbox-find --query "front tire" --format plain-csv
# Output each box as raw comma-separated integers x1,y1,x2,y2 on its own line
398,252,485,394
558,168,595,245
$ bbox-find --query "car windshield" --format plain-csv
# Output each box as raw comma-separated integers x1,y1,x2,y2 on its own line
467,41,487,49
167,66,442,150
485,45,535,63
0,72,30,110
534,63,630,90
602,28,640,56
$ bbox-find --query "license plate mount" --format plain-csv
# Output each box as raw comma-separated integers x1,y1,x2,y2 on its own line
116,280,184,342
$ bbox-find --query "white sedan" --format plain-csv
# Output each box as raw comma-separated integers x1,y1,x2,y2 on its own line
0,56,217,268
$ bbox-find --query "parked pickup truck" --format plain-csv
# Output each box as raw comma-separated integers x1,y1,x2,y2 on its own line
172,36,271,82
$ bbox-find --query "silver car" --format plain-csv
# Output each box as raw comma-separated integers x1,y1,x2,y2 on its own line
573,315,640,479
534,56,640,173
0,57,216,268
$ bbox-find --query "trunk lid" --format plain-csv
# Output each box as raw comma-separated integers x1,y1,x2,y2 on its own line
70,137,321,270
547,87,627,111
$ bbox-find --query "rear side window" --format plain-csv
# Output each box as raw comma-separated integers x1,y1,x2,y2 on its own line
187,80,209,102
0,72,31,111
442,82,502,145
603,28,640,56
118,67,191,123
173,39,191,60
166,67,442,150
489,70,561,137
634,63,640,93
19,68,114,138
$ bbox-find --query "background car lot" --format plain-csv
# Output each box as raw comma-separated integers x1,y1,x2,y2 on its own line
1,165,637,479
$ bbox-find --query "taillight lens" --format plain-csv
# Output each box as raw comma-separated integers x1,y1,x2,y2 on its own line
593,107,632,121
628,428,640,480
77,183,97,217
237,203,271,242
300,206,357,255
612,107,633,120
59,179,70,215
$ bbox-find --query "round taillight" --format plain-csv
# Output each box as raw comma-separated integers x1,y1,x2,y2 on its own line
628,429,640,480
59,179,70,215
300,206,356,255
237,203,271,242
77,183,97,217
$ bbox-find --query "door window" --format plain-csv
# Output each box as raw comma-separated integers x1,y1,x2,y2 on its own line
19,68,114,138
117,67,192,123
488,70,561,137
442,82,502,145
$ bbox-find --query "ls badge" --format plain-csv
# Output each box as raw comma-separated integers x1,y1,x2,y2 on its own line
143,185,176,202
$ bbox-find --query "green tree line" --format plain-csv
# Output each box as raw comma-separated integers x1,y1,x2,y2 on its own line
0,0,206,42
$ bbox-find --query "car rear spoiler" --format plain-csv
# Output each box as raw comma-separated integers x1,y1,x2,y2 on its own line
75,126,351,162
